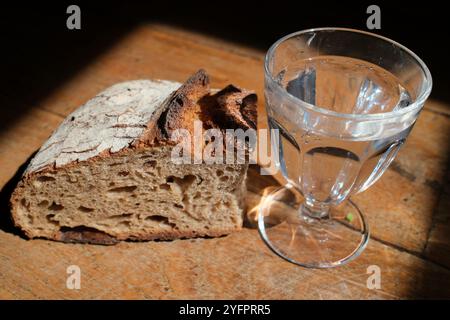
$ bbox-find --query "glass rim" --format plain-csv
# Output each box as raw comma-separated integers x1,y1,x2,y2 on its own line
264,27,433,120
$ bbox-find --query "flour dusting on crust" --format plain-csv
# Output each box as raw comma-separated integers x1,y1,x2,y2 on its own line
27,80,181,173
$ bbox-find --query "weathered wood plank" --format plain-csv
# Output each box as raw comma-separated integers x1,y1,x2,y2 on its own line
424,169,450,268
0,220,449,299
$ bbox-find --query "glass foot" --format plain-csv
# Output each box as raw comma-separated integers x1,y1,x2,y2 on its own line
257,186,370,268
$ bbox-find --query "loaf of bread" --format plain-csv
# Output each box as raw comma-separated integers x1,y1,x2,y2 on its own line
10,70,257,244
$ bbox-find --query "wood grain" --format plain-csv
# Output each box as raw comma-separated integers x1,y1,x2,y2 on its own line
1,221,449,299
0,23,449,299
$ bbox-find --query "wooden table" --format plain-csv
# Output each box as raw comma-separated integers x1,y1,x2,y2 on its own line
1,23,449,299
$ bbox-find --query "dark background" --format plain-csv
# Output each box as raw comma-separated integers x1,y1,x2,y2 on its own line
0,0,449,135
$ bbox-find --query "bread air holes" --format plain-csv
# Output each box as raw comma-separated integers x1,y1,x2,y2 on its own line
141,151,158,159
65,175,78,183
145,215,176,227
166,175,196,192
33,175,56,188
107,186,137,197
118,221,131,228
37,200,49,208
37,175,56,182
143,160,157,169
159,183,171,191
108,213,132,220
46,213,58,224
48,201,64,211
216,169,224,177
107,185,137,193
78,206,95,213
117,170,129,177
109,162,124,167
19,198,30,212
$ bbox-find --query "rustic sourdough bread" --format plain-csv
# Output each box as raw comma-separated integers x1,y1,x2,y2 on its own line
10,70,257,244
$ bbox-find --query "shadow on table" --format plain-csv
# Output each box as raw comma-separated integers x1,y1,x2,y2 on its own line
0,152,36,238
418,145,450,298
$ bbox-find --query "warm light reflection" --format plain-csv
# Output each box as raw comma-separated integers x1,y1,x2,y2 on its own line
246,186,280,223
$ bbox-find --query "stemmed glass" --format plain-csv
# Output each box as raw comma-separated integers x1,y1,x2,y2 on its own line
259,28,432,268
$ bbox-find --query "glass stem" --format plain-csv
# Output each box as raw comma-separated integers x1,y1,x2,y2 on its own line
300,202,330,219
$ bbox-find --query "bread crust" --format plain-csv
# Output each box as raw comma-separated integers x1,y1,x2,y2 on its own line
10,70,257,244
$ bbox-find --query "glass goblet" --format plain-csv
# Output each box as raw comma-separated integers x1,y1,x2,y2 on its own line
259,28,432,268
